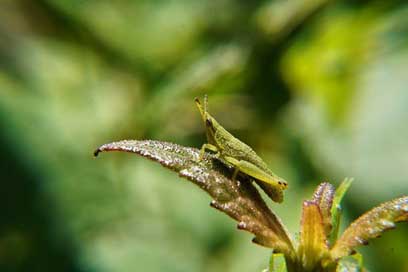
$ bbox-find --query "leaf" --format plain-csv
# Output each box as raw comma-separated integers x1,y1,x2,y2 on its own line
94,140,295,256
330,196,408,260
312,182,335,237
336,253,365,272
298,201,329,271
330,178,353,244
269,253,287,272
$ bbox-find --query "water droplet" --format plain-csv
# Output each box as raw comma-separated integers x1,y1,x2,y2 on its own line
355,236,368,245
237,221,247,229
379,219,395,229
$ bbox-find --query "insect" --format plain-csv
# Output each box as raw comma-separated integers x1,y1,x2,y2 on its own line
195,95,288,203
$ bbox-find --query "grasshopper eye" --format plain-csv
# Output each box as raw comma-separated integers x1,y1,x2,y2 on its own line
278,180,288,189
205,118,216,135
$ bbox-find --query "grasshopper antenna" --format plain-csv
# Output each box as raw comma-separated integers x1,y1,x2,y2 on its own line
203,94,208,113
194,95,207,123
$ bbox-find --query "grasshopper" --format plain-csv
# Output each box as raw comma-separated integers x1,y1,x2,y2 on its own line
195,95,288,203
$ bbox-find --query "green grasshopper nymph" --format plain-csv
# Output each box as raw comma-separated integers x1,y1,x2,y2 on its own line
195,95,288,203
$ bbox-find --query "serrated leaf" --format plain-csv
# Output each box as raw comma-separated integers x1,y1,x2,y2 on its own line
94,140,295,256
298,201,329,271
330,196,408,260
312,182,335,237
330,178,353,244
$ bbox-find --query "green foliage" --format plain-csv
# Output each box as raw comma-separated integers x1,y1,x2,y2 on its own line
1,1,408,271
95,140,408,271
330,178,353,244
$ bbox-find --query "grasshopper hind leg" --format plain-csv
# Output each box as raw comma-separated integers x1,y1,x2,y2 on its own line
223,156,286,203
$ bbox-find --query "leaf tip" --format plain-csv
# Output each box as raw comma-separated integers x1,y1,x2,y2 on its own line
94,147,102,157
209,200,222,211
252,237,262,246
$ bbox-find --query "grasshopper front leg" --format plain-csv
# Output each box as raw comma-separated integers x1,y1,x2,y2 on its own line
199,143,219,160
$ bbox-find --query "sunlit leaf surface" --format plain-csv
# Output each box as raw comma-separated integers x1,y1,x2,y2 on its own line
298,201,328,271
312,182,335,237
94,140,295,256
2,1,408,271
331,196,408,260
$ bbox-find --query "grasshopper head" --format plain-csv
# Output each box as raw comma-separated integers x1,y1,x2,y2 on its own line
277,177,288,189
194,95,209,121
195,95,215,128
195,95,218,143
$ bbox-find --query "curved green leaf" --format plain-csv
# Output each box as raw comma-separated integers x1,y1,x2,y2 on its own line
330,178,353,244
94,140,295,256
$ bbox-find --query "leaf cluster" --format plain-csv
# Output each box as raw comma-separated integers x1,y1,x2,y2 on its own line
95,140,408,272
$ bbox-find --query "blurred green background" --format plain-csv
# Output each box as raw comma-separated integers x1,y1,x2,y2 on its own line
1,1,407,271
